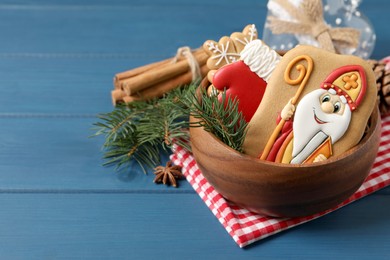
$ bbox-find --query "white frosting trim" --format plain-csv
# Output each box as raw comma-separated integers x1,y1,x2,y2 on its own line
340,95,347,104
240,39,281,83
328,88,347,104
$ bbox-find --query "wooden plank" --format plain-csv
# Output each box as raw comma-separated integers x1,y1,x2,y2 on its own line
0,2,387,115
1,0,265,7
0,117,192,191
0,115,388,193
0,0,388,258
0,57,162,114
0,1,386,59
0,3,265,114
0,1,266,55
0,0,387,59
0,193,388,258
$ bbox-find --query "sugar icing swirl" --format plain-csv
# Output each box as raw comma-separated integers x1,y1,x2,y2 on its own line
240,39,281,82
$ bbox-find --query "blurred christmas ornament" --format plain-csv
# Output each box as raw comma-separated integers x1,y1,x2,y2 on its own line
263,0,376,59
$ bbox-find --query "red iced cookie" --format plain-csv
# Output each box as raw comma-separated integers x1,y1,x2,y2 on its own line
213,61,267,122
212,39,281,122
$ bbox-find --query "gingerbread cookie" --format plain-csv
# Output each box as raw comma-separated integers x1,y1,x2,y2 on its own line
230,24,258,53
243,45,377,164
203,24,259,83
203,36,239,70
212,39,281,122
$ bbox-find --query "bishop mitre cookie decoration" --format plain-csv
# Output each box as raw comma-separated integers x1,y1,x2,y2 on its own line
243,45,377,164
212,39,281,122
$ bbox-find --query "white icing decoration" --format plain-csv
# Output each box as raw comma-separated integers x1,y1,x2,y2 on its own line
328,88,337,95
234,24,257,47
207,41,240,66
239,39,281,83
292,89,352,159
291,131,328,164
248,24,257,39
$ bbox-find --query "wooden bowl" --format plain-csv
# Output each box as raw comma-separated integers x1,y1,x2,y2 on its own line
190,107,381,217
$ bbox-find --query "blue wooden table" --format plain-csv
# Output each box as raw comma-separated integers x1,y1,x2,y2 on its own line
0,0,389,258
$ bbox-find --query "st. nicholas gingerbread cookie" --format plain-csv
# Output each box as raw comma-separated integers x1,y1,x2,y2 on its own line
243,45,377,164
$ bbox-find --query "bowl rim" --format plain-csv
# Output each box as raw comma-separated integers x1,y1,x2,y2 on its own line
190,106,381,169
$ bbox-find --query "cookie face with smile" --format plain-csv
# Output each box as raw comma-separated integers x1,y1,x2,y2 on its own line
313,90,347,124
292,88,352,159
313,109,328,124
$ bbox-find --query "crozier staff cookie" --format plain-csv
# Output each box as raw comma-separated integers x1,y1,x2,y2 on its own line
243,45,377,163
212,40,281,122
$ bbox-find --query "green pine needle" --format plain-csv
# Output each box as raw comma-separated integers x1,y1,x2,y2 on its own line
93,82,247,173
92,84,195,173
187,87,248,153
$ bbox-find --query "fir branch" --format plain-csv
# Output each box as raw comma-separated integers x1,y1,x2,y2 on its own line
93,84,196,173
187,87,248,153
93,81,248,174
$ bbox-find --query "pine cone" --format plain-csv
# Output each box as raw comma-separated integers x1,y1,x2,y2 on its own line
367,59,390,115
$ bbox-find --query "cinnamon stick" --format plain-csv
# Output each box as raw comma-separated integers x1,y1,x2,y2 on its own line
121,50,208,95
111,89,127,105
126,64,209,102
114,48,206,89
113,58,172,89
122,95,134,103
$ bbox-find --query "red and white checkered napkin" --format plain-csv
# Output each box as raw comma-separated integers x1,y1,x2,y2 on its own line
170,114,390,248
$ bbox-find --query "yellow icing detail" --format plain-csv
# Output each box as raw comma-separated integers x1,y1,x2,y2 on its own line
342,73,358,90
303,137,333,164
333,71,362,102
260,55,314,161
282,138,294,164
275,132,293,163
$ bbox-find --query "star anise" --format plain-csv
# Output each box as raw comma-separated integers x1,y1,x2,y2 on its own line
153,161,184,187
